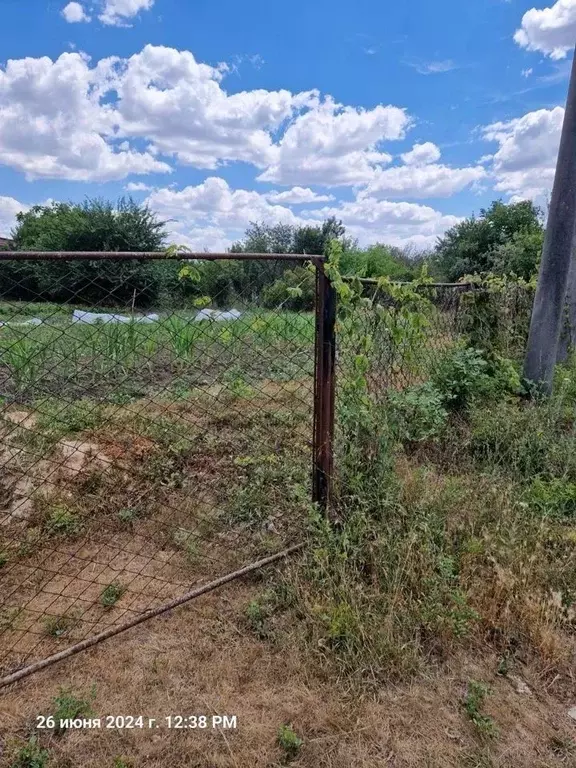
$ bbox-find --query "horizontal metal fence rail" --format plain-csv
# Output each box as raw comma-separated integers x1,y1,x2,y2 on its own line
0,252,324,262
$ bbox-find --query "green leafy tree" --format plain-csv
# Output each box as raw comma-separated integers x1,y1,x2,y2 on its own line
433,200,544,281
204,217,351,305
13,198,166,252
5,198,170,306
340,244,418,280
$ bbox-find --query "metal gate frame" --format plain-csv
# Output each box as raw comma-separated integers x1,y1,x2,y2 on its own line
0,250,336,687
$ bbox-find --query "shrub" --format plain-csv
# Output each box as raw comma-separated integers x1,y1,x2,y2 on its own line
261,267,315,311
432,347,493,411
388,382,448,443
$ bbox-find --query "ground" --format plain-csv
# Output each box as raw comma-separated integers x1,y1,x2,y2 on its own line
1,293,575,768
1,572,575,768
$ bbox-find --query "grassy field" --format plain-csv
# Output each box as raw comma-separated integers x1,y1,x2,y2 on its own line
0,293,575,768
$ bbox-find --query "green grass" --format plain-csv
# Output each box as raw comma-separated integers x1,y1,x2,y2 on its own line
100,582,126,607
0,309,316,401
50,687,96,735
10,736,49,768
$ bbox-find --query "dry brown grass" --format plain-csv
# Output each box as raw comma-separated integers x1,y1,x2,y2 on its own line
0,575,575,768
0,384,312,680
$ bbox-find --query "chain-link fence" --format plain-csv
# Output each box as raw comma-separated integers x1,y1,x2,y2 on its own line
0,252,332,685
337,278,533,402
0,257,534,686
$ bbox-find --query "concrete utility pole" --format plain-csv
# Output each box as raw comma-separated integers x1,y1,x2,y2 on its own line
524,48,576,392
556,255,576,363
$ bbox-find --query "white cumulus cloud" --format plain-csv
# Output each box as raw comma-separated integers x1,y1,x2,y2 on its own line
113,45,318,171
99,0,155,26
0,196,28,238
483,106,563,199
401,142,442,166
145,177,301,250
258,96,408,186
0,51,171,181
61,2,90,22
125,181,153,191
265,187,334,204
515,0,576,59
144,177,459,252
360,143,486,200
303,197,461,250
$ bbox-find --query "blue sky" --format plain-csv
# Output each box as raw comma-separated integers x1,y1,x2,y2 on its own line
0,0,574,249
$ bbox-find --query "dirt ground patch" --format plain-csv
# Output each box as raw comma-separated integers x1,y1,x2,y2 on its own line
0,574,575,768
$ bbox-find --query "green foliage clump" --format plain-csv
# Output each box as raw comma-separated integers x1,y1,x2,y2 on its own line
432,347,493,411
261,266,315,310
50,687,95,735
434,199,543,281
388,382,448,443
100,582,125,607
339,243,420,280
10,737,49,768
463,681,498,737
525,478,576,519
468,396,576,480
45,505,81,536
43,613,77,638
277,724,303,761
4,198,170,307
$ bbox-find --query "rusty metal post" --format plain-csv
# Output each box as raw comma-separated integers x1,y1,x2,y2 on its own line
313,264,337,512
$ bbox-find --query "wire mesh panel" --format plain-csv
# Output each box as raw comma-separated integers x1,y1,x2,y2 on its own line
337,279,533,402
0,253,320,678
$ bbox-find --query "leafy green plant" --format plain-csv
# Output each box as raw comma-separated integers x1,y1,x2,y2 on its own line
113,758,133,768
117,507,139,524
10,736,49,768
45,505,81,536
388,382,448,443
262,266,315,311
100,582,125,608
463,681,498,737
277,724,303,761
432,347,492,411
43,613,76,638
50,687,95,735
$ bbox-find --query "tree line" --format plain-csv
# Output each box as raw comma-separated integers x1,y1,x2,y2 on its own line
0,196,544,309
